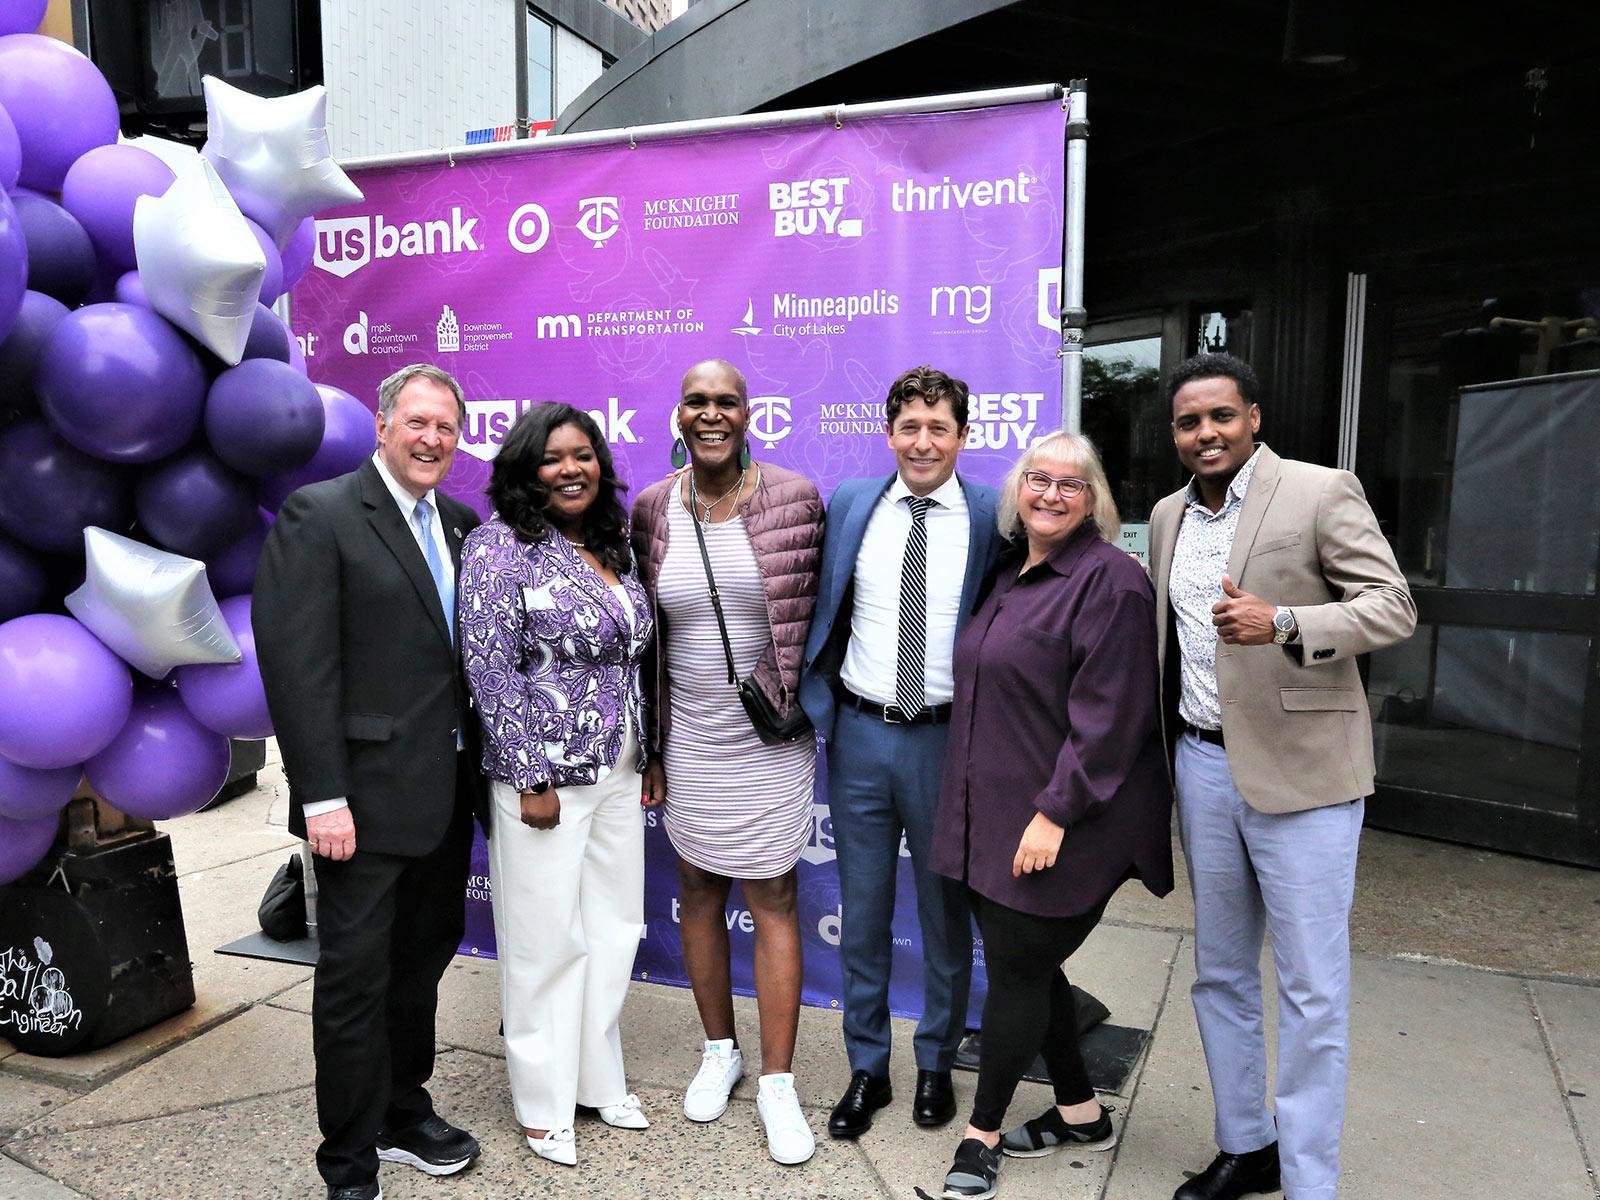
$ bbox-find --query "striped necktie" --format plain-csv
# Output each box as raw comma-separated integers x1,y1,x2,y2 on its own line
412,497,454,642
894,496,934,718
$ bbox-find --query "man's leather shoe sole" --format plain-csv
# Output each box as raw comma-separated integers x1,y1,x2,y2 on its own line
827,1071,893,1139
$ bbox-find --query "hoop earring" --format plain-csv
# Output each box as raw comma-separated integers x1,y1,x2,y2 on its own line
738,441,752,470
670,437,688,470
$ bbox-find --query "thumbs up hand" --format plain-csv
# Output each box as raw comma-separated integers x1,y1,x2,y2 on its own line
1211,574,1277,645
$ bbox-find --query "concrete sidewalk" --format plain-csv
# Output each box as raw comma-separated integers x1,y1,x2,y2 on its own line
3,753,1598,1200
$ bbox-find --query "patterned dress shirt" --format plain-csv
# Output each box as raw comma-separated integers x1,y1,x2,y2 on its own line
1169,446,1262,730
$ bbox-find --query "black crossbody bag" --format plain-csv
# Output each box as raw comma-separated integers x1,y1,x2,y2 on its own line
686,506,814,747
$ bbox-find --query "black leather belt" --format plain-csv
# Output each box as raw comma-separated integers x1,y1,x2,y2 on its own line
843,690,952,726
1185,723,1225,747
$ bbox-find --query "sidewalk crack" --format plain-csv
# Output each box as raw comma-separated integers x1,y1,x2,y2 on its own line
1525,979,1600,1200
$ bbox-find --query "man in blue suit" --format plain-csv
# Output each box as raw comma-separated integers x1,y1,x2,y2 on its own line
801,365,1004,1138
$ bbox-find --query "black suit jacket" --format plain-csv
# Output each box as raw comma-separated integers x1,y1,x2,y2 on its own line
254,459,486,857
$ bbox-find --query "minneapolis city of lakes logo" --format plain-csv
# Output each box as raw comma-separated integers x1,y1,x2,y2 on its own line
313,207,483,278
665,394,792,450
769,288,898,338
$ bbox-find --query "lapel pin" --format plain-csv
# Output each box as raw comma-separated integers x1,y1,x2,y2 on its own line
452,526,462,538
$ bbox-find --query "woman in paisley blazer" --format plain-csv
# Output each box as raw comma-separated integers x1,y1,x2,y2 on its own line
459,402,656,1169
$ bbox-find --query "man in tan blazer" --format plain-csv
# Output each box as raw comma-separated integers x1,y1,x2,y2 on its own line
1148,354,1414,1200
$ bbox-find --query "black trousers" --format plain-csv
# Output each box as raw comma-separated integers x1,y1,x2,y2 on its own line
312,761,475,1188
968,891,1110,1132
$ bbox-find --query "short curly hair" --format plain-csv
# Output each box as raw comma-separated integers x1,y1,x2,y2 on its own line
1164,353,1260,409
884,365,970,428
487,403,630,574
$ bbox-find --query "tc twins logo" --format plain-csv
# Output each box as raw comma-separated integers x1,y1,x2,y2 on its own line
577,196,621,248
664,396,792,448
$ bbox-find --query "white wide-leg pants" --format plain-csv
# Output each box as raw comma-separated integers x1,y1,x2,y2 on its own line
487,720,645,1132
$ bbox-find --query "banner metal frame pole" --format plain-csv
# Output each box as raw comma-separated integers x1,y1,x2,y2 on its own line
1060,80,1089,435
341,83,1066,172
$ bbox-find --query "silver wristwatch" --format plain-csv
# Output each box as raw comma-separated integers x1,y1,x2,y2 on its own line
1272,606,1297,645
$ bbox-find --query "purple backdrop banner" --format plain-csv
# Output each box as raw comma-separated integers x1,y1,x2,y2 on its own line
290,97,1068,1023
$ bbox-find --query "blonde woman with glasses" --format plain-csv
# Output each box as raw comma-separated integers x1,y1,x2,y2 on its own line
927,431,1175,1200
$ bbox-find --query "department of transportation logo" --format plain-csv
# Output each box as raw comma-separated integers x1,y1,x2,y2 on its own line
576,196,621,248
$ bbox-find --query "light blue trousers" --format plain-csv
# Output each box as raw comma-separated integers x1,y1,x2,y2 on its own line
1176,732,1363,1200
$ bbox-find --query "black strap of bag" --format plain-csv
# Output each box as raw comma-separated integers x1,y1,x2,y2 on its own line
684,489,813,746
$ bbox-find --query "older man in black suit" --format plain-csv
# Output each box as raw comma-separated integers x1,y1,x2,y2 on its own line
255,363,486,1200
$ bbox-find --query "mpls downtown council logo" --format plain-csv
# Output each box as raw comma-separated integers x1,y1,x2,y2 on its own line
664,394,792,450
314,207,484,278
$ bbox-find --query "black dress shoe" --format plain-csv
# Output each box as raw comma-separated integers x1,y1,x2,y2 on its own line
1173,1142,1281,1200
912,1068,957,1127
827,1069,892,1138
327,1184,381,1200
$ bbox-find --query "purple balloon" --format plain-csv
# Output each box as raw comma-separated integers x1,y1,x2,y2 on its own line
61,144,175,273
135,447,259,559
0,419,133,554
13,192,95,306
0,529,46,622
0,188,24,343
113,269,148,307
0,100,19,193
84,683,229,820
174,594,272,738
243,217,284,305
203,507,270,597
0,810,58,885
287,330,307,374
259,385,377,511
241,303,292,363
0,289,69,415
0,754,79,820
0,35,119,192
0,613,133,769
205,358,325,477
281,217,315,291
0,2,47,37
38,303,209,463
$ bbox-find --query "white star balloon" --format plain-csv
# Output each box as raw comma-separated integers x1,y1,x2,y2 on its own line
65,528,241,680
200,77,363,249
133,154,266,364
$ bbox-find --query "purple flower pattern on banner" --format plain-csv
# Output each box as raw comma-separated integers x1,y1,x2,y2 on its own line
460,518,652,792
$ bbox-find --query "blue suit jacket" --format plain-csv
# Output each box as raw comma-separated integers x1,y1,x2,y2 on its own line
799,472,1004,741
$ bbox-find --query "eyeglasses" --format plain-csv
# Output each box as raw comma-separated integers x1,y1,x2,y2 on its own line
1021,470,1089,497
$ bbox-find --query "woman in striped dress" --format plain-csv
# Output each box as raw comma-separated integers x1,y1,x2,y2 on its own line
632,358,825,1166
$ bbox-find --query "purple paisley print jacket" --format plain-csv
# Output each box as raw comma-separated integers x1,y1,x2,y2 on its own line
460,518,653,792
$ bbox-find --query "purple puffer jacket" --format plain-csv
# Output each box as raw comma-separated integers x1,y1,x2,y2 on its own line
631,461,824,752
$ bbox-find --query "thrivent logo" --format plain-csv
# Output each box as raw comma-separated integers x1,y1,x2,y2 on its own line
314,208,482,278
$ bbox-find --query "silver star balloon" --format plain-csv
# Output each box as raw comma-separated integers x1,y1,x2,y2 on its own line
65,528,241,680
134,154,266,364
200,77,363,249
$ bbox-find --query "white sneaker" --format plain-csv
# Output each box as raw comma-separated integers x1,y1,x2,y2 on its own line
684,1038,743,1122
757,1072,815,1165
526,1127,577,1166
597,1093,650,1130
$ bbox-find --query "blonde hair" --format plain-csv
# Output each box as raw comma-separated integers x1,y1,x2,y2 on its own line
996,431,1120,545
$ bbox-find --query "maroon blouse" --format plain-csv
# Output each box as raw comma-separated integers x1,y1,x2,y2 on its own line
929,521,1175,918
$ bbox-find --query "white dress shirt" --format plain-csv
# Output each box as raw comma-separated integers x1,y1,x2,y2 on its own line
840,473,969,707
304,455,458,820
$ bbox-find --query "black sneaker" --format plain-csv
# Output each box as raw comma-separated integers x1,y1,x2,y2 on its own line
999,1103,1116,1157
376,1114,480,1176
942,1137,1002,1200
327,1184,380,1200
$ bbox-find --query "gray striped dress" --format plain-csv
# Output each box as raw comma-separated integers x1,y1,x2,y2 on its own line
657,499,815,878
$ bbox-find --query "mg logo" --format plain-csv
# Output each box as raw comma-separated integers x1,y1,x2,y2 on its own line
576,196,621,248
931,284,991,326
1037,268,1062,333
507,202,550,254
316,217,371,279
460,398,521,463
748,395,792,449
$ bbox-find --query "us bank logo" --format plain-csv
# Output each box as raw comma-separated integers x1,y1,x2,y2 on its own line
663,395,791,447
314,208,483,278
799,804,835,866
460,398,520,463
577,196,621,247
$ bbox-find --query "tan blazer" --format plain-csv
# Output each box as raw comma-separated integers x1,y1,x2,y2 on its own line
1149,445,1416,813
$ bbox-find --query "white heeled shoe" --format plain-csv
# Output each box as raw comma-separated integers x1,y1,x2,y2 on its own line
526,1126,577,1166
597,1093,650,1129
